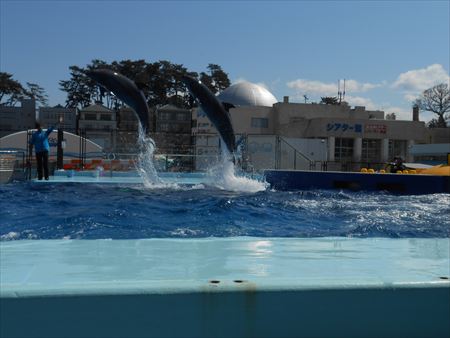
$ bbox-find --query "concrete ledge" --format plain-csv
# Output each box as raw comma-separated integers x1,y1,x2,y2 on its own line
1,238,449,337
2,286,449,338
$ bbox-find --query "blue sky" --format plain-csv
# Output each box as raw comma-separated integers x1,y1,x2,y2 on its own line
1,0,449,121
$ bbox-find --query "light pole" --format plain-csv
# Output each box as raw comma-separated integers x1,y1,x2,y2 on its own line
57,115,64,169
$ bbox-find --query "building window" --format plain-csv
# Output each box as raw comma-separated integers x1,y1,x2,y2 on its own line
85,113,97,120
335,138,354,161
362,139,381,163
176,113,188,121
251,118,268,128
389,140,407,161
100,114,112,121
159,123,170,132
175,124,190,133
160,112,172,121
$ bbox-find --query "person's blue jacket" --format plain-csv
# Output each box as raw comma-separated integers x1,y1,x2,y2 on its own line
29,127,54,153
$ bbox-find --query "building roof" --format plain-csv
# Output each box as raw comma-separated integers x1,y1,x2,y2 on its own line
217,81,278,107
80,104,113,113
158,104,190,112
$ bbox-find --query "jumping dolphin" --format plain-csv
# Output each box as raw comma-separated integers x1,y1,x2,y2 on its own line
181,75,236,155
86,69,150,132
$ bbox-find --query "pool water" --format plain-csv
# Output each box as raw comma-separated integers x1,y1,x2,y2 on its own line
1,180,449,240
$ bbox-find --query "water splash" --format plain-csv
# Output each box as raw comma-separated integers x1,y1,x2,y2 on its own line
135,127,187,190
207,150,268,193
136,127,162,187
135,128,266,192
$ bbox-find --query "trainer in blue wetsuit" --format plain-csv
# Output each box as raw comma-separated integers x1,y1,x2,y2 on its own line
29,122,54,180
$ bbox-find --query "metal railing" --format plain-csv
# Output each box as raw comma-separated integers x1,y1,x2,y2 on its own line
9,128,398,180
312,161,389,172
0,150,27,183
275,136,314,170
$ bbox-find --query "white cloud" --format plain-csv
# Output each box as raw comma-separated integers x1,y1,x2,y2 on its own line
287,79,337,96
286,78,382,97
344,95,378,110
382,105,438,123
343,79,383,92
392,64,450,92
403,93,420,102
380,105,412,121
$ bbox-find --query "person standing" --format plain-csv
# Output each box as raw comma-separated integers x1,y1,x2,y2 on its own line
29,122,54,180
390,156,406,173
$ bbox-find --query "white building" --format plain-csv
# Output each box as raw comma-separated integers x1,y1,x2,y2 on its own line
193,81,432,171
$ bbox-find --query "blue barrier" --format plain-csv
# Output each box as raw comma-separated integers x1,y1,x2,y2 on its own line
264,170,450,194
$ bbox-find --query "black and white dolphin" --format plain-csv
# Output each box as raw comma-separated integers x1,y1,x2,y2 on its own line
86,69,150,132
181,75,236,155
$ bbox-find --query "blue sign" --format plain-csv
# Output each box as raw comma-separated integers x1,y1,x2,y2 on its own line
327,123,362,133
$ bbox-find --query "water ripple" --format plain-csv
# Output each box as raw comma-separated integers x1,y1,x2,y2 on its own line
0,182,448,240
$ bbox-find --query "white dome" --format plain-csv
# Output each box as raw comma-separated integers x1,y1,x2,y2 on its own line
217,81,278,107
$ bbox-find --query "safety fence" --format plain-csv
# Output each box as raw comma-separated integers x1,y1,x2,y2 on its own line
1,129,395,182
0,150,27,183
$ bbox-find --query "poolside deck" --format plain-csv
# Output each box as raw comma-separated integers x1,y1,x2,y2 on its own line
1,237,449,337
31,170,209,185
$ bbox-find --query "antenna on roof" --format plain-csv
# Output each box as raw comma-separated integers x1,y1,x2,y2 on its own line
337,79,346,104
337,80,342,104
343,79,346,102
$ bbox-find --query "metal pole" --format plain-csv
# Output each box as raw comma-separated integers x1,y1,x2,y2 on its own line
27,130,32,180
57,128,64,169
294,150,297,170
79,129,82,170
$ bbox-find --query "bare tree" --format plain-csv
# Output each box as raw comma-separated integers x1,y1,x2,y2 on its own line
415,83,450,128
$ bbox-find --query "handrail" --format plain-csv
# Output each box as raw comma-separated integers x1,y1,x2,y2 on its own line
0,150,26,169
100,152,221,159
313,160,388,172
0,150,27,182
278,137,313,163
276,136,313,170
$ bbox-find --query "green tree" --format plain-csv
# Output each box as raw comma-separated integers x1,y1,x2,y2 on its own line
199,64,230,94
59,59,230,110
414,83,450,128
0,72,25,106
24,82,49,107
320,96,339,105
59,65,97,109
